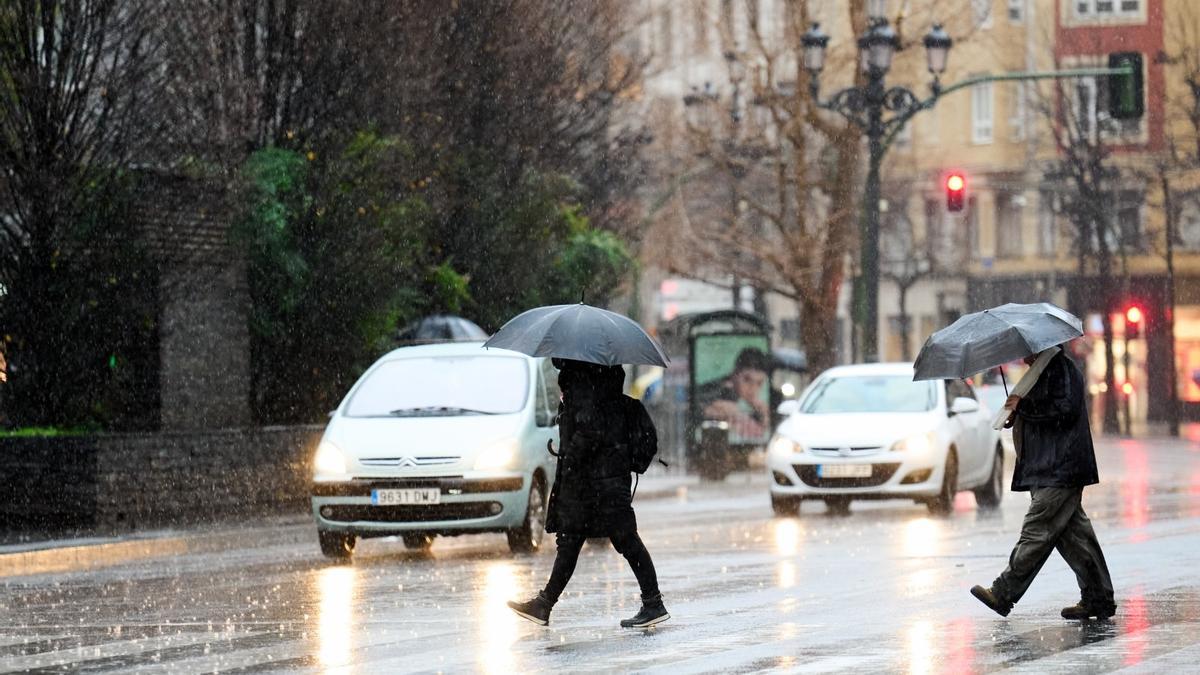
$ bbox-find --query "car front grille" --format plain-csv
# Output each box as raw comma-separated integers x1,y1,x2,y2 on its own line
312,477,523,497
809,446,883,457
359,455,460,467
795,463,901,488
322,502,501,523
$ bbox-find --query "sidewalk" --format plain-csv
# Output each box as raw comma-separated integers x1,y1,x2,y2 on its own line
0,472,707,578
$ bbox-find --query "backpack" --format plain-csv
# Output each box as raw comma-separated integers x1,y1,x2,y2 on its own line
627,398,660,474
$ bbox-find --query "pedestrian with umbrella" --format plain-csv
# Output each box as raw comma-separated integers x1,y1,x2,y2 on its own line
914,303,1116,621
486,303,671,628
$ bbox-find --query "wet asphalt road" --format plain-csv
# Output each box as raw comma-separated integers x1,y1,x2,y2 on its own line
2,435,1200,673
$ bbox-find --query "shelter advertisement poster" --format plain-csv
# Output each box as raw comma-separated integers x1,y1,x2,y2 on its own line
691,334,772,446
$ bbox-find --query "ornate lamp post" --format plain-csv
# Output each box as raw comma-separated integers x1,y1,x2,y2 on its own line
802,13,952,362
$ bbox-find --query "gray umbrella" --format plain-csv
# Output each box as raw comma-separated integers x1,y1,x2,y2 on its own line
913,302,1082,382
483,303,669,367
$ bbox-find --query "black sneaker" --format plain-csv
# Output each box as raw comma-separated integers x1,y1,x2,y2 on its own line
620,594,670,628
1061,602,1117,620
970,585,1013,617
507,592,553,626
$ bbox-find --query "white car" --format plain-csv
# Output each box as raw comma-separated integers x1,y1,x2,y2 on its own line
766,363,1004,516
310,342,558,559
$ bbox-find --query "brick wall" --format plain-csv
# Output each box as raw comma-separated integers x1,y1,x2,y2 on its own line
0,426,322,535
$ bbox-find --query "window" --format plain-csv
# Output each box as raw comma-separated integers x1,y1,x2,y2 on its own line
1007,0,1023,22
968,196,980,257
345,356,529,417
1009,79,1026,141
1116,190,1144,253
996,193,1024,258
1071,72,1142,140
973,0,992,27
1181,201,1200,251
946,379,977,403
1075,0,1140,17
1038,191,1058,256
972,79,994,143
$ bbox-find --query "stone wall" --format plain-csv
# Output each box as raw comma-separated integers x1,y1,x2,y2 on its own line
0,426,322,535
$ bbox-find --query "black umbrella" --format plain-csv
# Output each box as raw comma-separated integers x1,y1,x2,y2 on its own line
913,302,1082,388
483,303,669,367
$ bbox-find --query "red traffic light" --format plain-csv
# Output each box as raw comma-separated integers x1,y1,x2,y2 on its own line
945,172,966,212
1125,306,1142,324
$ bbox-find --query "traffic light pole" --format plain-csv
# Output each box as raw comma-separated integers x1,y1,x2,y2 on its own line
813,64,1134,363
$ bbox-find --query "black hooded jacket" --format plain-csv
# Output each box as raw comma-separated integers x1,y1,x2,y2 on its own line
1010,352,1100,491
544,361,656,537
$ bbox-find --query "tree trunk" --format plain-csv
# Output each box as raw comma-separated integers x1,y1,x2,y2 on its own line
800,297,838,375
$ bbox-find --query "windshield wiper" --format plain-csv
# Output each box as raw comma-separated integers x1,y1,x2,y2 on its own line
387,406,498,416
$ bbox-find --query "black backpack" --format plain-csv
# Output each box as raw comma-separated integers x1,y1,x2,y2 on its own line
627,398,660,474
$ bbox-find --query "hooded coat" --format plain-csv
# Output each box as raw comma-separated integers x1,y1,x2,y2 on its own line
544,361,656,537
1010,352,1100,491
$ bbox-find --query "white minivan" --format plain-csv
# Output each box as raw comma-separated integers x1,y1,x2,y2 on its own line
310,342,558,559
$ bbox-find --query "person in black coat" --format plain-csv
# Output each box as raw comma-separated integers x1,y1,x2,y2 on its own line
507,359,669,628
971,349,1116,620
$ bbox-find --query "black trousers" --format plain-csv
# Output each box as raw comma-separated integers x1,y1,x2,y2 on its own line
542,530,659,604
993,487,1115,608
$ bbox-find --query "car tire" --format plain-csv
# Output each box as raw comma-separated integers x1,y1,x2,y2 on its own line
318,530,356,560
974,444,1004,510
402,533,435,551
824,496,852,516
507,476,547,554
927,450,959,516
771,494,800,517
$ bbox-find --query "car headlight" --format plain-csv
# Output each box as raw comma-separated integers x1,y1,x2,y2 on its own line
313,440,348,480
891,432,936,456
475,438,519,471
767,435,803,460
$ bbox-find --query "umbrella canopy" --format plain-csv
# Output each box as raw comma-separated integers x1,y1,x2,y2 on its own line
483,303,669,367
396,315,488,344
913,302,1082,381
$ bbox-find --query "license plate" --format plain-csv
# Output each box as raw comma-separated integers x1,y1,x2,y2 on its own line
818,464,872,479
371,488,441,506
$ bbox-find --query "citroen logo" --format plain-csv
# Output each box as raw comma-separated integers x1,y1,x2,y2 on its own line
398,456,417,467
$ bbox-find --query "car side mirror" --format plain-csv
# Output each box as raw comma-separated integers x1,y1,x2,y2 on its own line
327,410,337,419
776,399,801,417
949,397,980,416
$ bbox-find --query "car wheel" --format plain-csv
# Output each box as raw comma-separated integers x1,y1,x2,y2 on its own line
974,444,1004,510
318,530,355,560
507,476,547,554
771,494,800,517
927,450,959,516
824,496,852,516
402,533,435,551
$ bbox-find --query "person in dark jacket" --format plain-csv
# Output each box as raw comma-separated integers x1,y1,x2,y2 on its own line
971,348,1116,620
507,359,668,628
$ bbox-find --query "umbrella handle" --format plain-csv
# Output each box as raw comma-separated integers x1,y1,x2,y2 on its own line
1000,365,1009,397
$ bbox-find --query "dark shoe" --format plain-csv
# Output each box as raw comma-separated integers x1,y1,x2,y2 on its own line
507,592,553,626
1061,602,1117,620
970,585,1012,617
620,594,670,628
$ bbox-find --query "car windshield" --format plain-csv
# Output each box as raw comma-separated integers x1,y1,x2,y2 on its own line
344,356,528,417
800,375,937,414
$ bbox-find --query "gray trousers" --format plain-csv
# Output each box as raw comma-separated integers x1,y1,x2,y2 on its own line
993,487,1115,608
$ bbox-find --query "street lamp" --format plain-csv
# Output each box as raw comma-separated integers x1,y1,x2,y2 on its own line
802,15,953,362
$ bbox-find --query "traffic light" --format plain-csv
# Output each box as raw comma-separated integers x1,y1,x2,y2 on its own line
1108,52,1144,120
945,172,966,212
1125,305,1142,339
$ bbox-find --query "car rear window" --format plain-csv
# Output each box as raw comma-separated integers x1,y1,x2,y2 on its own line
800,375,936,414
344,356,529,417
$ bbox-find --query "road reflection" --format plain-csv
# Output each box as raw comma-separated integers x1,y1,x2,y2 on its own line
772,518,802,556
1119,441,1151,533
906,620,933,675
901,517,942,558
1123,589,1148,667
316,565,357,671
478,561,520,674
